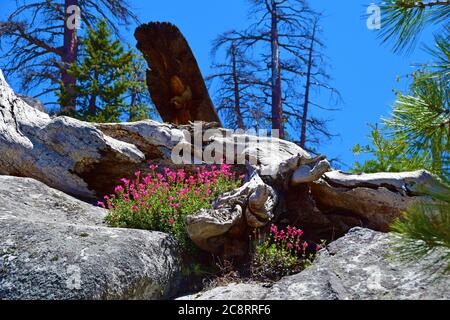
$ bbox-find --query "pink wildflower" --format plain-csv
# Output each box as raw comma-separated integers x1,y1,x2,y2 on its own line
143,176,152,185
302,242,309,250
121,178,130,186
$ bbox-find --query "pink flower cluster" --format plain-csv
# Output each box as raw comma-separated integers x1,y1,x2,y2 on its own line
100,164,242,234
269,224,321,254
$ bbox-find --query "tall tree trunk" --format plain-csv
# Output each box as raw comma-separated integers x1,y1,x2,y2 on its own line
231,44,245,129
61,0,79,115
270,1,284,138
300,21,317,148
88,68,98,116
129,89,138,122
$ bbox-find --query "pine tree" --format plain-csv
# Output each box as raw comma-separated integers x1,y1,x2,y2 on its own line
353,31,449,181
391,186,450,274
60,20,152,123
124,51,158,122
378,0,450,54
0,0,137,114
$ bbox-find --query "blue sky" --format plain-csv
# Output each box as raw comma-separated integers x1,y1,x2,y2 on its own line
0,0,441,169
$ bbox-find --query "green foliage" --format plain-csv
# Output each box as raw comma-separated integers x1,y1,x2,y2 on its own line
352,124,435,174
378,1,450,54
353,27,449,181
391,187,450,273
422,30,450,80
101,165,242,252
124,51,159,122
385,76,449,175
251,225,323,281
59,20,153,122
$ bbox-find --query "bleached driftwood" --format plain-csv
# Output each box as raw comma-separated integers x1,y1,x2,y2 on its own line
186,171,278,253
309,170,448,232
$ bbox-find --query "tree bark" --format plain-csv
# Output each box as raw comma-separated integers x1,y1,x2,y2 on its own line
61,0,79,115
135,22,222,126
300,20,317,148
88,68,98,116
270,1,284,139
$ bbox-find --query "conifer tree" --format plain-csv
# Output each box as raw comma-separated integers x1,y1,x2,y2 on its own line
0,0,137,114
124,52,158,122
60,20,152,122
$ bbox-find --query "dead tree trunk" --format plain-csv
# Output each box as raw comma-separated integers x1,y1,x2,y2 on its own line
3,67,448,257
61,0,79,115
135,22,222,126
270,1,284,139
300,20,317,149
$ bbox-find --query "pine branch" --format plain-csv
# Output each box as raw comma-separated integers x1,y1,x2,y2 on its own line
378,0,450,53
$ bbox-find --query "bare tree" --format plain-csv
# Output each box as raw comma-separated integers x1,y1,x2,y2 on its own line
0,0,137,114
211,0,340,148
298,16,341,149
208,36,267,130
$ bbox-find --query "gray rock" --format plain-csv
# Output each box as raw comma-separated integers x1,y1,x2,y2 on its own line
179,283,267,300
0,175,182,300
16,94,45,112
178,228,449,300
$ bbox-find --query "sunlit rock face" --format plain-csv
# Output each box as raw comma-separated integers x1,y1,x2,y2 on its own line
0,175,182,300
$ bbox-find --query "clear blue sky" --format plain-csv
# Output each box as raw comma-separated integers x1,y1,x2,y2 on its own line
0,0,440,169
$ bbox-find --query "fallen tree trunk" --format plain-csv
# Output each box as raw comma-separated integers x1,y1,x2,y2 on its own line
0,69,446,256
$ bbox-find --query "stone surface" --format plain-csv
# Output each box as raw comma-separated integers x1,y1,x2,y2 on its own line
0,175,182,300
178,228,450,300
16,94,45,112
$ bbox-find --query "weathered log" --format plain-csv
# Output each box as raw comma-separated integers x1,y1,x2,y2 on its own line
309,170,448,232
135,22,222,125
322,170,449,197
185,171,278,254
